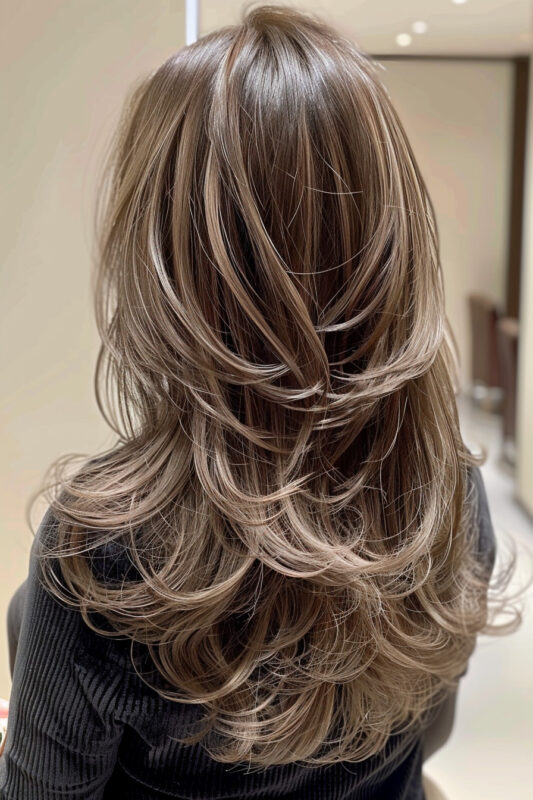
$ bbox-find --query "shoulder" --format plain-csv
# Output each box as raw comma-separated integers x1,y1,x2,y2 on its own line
87,537,142,585
466,463,497,578
28,506,142,659
29,507,135,667
33,503,141,586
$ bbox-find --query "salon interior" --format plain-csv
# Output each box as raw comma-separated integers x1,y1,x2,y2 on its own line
1,1,532,797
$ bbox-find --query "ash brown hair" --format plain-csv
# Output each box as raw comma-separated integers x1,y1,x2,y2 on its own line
33,3,519,769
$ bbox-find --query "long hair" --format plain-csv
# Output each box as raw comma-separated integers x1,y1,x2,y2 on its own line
33,3,519,769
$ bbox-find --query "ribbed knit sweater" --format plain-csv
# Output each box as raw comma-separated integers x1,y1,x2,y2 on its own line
0,465,496,799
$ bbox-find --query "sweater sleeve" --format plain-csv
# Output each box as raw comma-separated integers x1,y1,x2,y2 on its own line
0,507,127,800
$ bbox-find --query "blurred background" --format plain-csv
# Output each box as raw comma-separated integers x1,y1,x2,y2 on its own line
1,1,532,797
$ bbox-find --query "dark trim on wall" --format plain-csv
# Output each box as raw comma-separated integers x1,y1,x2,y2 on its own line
506,57,530,318
515,493,533,525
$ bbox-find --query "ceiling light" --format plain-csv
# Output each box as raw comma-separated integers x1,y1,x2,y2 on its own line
412,21,428,34
452,0,468,5
396,33,412,47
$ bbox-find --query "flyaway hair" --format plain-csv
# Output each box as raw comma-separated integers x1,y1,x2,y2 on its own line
32,3,520,770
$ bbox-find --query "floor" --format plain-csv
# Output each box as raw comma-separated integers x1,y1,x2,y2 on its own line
0,393,531,796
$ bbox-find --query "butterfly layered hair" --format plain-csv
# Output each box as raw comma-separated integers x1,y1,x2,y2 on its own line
34,3,517,769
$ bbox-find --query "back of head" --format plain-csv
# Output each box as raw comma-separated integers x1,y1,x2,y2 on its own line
36,3,509,769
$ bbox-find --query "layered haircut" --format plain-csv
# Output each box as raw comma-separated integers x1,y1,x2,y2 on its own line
34,3,518,769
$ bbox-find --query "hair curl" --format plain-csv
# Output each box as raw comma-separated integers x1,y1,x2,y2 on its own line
33,3,521,770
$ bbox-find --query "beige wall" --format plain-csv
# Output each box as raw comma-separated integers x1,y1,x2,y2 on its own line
379,59,514,390
516,55,533,516
0,0,185,698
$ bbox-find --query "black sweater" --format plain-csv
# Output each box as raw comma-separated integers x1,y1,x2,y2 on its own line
0,465,496,799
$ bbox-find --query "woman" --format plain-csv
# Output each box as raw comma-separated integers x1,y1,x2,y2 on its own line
0,5,517,798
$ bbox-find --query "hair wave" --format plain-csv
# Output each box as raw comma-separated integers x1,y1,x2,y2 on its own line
32,3,521,769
